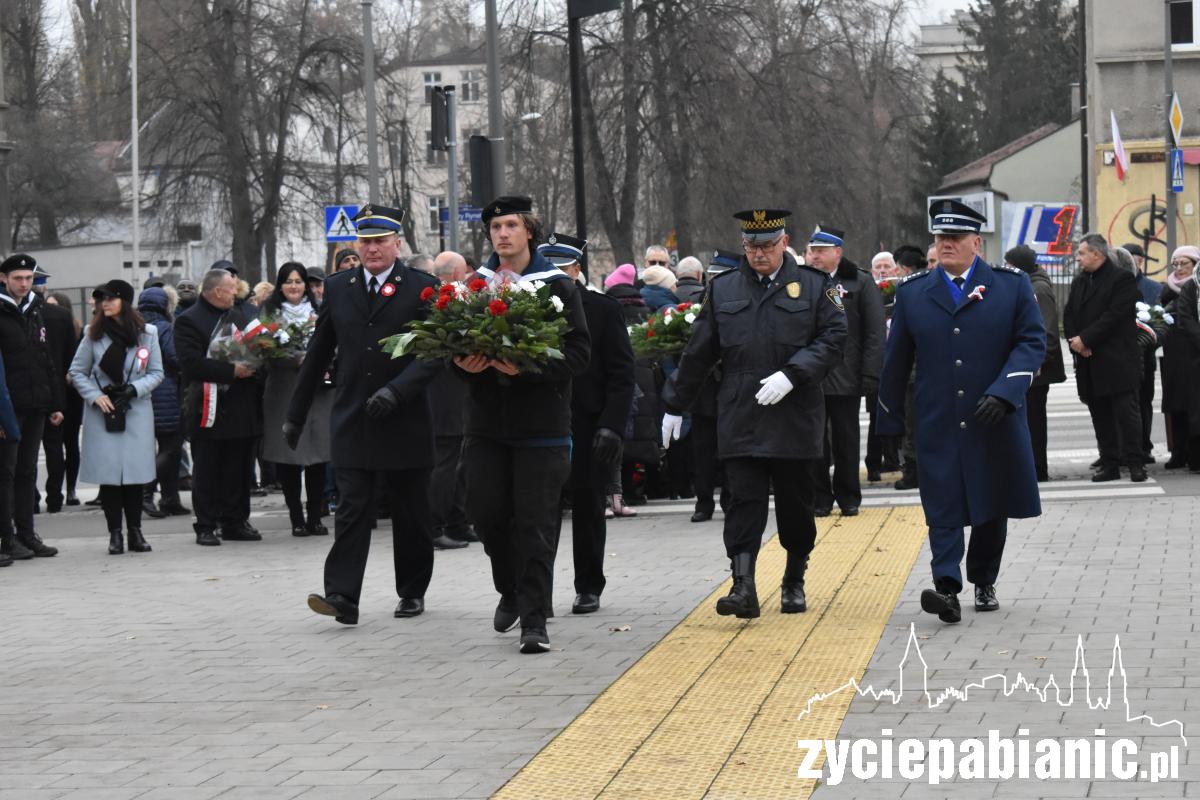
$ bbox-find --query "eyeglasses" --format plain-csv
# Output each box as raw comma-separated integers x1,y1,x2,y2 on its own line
743,238,783,254
1172,260,1195,268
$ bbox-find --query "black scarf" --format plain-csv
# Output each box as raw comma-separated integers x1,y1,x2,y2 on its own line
99,317,137,386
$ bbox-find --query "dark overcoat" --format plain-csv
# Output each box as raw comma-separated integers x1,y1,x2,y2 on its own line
572,287,636,435
877,259,1045,527
1061,259,1141,401
288,261,441,470
174,297,262,439
822,257,885,397
663,254,847,460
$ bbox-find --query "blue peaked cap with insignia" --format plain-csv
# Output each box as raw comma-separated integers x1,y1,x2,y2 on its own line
537,232,587,267
353,203,404,238
809,224,845,248
708,249,740,274
929,199,987,234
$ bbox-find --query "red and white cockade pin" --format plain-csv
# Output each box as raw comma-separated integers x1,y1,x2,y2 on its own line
380,282,396,297
135,346,151,370
968,285,986,301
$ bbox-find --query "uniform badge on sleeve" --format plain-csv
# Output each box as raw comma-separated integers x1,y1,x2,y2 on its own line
786,282,801,299
825,287,845,310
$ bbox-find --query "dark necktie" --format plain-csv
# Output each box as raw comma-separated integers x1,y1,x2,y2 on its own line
952,276,965,290
367,275,379,309
760,275,772,289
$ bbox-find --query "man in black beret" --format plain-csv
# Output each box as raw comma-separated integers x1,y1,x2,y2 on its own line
0,254,64,560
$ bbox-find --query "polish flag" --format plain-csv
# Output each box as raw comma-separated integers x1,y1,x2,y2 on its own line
1111,110,1129,183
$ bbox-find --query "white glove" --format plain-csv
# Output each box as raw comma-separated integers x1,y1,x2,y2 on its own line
661,413,684,449
755,371,794,405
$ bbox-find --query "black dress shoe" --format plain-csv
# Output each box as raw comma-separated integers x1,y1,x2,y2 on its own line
920,586,961,623
1165,456,1187,469
813,507,832,518
432,533,468,550
65,492,80,506
493,595,519,632
46,499,62,514
1089,457,1103,468
519,626,551,654
840,507,859,517
572,593,600,614
1091,467,1120,482
308,593,358,625
158,499,192,516
292,525,309,537
143,498,167,519
195,529,221,546
1129,465,1148,483
0,552,11,567
19,533,57,557
1,536,34,560
306,520,329,536
85,495,102,506
690,509,713,523
221,523,262,541
974,584,999,611
866,469,882,482
394,597,424,617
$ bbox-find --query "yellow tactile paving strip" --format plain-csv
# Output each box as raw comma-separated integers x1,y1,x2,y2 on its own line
493,506,928,800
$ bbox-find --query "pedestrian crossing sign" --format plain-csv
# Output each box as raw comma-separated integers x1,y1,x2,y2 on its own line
325,205,360,242
1171,149,1184,194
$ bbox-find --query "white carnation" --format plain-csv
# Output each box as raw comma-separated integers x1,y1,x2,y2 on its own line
684,313,696,324
276,330,291,345
1153,305,1165,313
1137,310,1151,322
1135,301,1150,311
1163,313,1176,325
549,295,564,312
516,281,537,293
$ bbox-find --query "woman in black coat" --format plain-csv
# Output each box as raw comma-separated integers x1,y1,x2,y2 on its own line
1159,248,1200,468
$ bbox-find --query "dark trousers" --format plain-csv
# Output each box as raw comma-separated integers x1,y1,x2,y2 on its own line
464,437,570,627
813,394,862,510
42,416,65,506
191,436,255,532
690,414,726,515
1139,348,1156,456
1167,412,1192,465
723,457,816,559
326,466,433,604
864,391,898,471
100,484,143,531
154,430,184,499
0,411,46,539
430,435,469,537
278,462,327,527
929,518,1007,590
567,416,607,596
1025,384,1050,481
1087,390,1143,469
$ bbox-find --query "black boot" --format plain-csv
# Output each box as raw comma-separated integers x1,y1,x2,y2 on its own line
18,532,57,557
780,551,808,614
306,503,328,536
716,552,760,619
158,494,191,516
108,529,125,555
894,462,919,490
142,486,167,519
0,533,34,560
127,528,152,553
289,505,308,537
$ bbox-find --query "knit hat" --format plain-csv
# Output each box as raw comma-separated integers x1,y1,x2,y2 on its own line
1172,245,1200,265
604,263,637,289
642,265,677,289
1004,244,1038,274
334,248,359,271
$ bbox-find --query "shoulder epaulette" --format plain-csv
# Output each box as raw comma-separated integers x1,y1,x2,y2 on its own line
994,264,1025,276
900,269,931,285
710,268,738,281
798,264,829,278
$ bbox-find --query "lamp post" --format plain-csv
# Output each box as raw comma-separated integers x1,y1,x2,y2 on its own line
1163,0,1177,256
484,0,505,198
362,0,380,203
0,26,14,255
567,0,619,277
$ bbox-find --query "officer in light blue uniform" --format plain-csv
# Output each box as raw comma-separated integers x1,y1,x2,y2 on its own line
877,199,1045,623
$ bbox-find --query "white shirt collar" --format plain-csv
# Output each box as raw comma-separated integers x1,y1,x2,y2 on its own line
364,264,394,287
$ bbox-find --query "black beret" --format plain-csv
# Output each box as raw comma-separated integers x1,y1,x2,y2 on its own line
92,279,135,305
0,253,37,274
482,195,533,225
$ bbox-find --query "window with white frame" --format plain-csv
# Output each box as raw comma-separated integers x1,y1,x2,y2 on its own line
423,72,442,104
1171,0,1198,48
460,69,483,102
428,197,445,234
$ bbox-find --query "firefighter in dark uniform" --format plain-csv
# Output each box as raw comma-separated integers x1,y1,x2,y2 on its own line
877,199,1045,624
805,225,885,517
287,204,442,625
454,196,590,654
689,249,740,523
539,232,635,615
662,209,847,618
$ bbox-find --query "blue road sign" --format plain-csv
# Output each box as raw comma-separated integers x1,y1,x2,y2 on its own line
438,206,483,223
1171,149,1185,194
325,205,359,241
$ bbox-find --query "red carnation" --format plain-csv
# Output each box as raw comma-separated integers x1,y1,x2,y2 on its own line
420,286,435,302
436,295,451,310
439,283,455,295
267,322,280,332
468,278,488,292
488,299,509,316
646,329,655,338
676,302,692,311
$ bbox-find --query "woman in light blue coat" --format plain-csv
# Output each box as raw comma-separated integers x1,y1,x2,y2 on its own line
68,280,164,554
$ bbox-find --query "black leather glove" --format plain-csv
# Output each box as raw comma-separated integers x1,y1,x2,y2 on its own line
282,421,303,450
365,386,400,420
110,384,137,408
592,427,622,466
974,395,1012,427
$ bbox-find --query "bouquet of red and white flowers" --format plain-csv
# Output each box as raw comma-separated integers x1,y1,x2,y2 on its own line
257,315,316,361
379,275,569,373
628,302,701,358
877,277,899,306
207,319,275,368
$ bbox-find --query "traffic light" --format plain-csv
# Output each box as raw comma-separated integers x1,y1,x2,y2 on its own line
430,87,448,151
469,134,494,206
